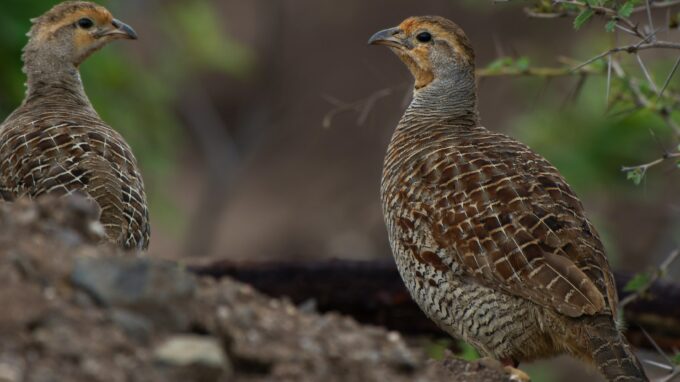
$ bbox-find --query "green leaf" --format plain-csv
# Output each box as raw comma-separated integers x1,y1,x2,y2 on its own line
670,12,679,29
624,272,651,292
425,339,451,360
618,1,635,18
574,8,595,30
485,57,514,72
605,20,617,32
626,168,644,185
515,57,530,71
673,353,680,365
457,341,480,361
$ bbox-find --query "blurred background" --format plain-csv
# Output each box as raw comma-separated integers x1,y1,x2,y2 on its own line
1,0,678,380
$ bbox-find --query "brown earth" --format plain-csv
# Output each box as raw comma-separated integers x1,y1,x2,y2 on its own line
0,196,511,382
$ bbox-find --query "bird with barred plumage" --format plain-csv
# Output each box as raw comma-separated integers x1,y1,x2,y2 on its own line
0,1,150,251
370,16,647,382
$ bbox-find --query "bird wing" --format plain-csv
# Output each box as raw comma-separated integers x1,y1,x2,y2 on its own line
0,113,150,250
392,127,616,318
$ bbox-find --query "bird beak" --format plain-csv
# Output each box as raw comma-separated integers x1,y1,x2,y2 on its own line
368,27,404,48
98,18,138,40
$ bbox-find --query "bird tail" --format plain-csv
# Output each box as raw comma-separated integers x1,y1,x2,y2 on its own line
584,316,648,382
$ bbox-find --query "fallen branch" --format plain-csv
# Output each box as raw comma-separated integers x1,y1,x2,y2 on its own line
189,259,680,352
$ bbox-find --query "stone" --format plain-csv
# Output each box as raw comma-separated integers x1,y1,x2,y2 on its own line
154,335,231,382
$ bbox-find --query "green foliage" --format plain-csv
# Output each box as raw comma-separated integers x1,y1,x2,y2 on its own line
625,167,645,185
605,20,617,32
457,340,480,361
512,82,669,194
574,8,595,30
618,1,636,18
425,339,479,362
485,56,531,73
525,0,643,32
425,338,452,360
624,272,651,292
162,1,253,76
673,352,680,365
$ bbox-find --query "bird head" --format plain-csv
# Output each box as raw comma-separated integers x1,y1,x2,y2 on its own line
368,16,475,90
25,1,137,67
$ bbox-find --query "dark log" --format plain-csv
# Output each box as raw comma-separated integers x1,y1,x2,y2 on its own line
189,259,680,352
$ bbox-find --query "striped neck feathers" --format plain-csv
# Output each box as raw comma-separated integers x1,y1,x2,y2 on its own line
21,41,91,107
402,66,479,130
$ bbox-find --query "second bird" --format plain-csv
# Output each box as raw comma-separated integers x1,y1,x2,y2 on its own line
370,16,647,381
0,1,150,251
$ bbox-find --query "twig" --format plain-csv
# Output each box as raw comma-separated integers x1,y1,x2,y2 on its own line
610,59,680,135
638,326,680,382
659,55,680,99
606,55,613,102
636,53,659,94
322,87,398,129
619,248,680,309
633,0,680,14
614,23,639,38
477,65,600,78
640,326,675,369
645,0,656,41
552,0,645,37
571,41,680,72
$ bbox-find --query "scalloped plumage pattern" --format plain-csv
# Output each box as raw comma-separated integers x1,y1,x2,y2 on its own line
0,102,150,251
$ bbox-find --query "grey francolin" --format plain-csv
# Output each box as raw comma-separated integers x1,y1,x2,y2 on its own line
0,1,150,251
371,16,647,381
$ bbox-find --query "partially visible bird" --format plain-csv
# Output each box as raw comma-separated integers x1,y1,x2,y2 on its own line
0,1,150,251
370,16,647,381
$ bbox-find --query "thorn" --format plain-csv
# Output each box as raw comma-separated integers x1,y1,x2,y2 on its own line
659,55,680,98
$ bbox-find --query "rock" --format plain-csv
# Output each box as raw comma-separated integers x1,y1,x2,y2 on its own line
154,335,231,382
110,309,153,343
0,359,22,382
0,284,48,336
71,256,195,330
71,256,195,306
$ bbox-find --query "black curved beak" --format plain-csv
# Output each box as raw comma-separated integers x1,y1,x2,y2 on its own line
368,27,403,48
101,18,138,40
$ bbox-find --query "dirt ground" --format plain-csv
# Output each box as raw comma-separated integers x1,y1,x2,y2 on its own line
0,196,512,382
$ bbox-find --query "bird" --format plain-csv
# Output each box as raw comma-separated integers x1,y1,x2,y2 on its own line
0,1,150,251
370,16,647,381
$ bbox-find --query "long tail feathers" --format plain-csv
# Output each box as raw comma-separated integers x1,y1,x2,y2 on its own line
586,317,648,382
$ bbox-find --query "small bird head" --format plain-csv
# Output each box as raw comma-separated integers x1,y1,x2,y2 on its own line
25,1,137,67
368,16,474,90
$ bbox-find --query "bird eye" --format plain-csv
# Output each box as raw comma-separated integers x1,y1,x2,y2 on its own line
77,18,94,29
416,32,432,43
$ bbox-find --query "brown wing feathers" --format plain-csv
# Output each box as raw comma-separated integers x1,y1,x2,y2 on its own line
0,110,150,250
386,127,610,317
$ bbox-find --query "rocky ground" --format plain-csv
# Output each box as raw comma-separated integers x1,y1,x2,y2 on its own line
0,196,512,382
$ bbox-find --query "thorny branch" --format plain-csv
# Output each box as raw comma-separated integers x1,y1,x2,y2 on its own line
620,151,680,181
322,85,407,129
515,0,680,38
498,0,680,148
620,247,680,309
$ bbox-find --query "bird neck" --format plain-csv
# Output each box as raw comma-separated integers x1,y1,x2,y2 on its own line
21,45,93,109
401,67,479,131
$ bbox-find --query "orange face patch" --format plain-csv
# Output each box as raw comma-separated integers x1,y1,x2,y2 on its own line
33,5,113,42
398,16,475,66
394,44,434,89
